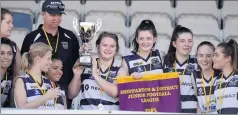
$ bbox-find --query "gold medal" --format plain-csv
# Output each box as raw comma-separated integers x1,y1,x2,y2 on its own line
98,103,103,110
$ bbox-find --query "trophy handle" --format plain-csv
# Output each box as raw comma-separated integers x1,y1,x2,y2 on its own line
94,19,102,37
72,18,80,36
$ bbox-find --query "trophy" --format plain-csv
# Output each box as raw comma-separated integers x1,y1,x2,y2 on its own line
73,18,102,67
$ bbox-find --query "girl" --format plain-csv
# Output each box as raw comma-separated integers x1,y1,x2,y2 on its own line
163,25,198,113
1,38,15,107
121,19,165,78
195,41,219,114
45,56,67,109
14,42,61,109
68,32,124,110
1,8,21,76
213,39,238,114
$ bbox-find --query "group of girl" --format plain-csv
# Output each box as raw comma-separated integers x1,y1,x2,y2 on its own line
69,20,238,114
1,8,238,114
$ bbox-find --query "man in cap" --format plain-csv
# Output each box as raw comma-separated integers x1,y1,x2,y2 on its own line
21,0,91,108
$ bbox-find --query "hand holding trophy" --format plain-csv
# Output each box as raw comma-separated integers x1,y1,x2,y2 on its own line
72,18,102,67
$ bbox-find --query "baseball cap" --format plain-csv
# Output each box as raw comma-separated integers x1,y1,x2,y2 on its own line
42,0,66,15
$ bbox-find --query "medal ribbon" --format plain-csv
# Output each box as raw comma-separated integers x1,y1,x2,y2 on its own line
201,71,214,113
174,59,189,85
42,25,59,53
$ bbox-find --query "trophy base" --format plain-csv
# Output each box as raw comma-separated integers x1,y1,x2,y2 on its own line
78,55,92,67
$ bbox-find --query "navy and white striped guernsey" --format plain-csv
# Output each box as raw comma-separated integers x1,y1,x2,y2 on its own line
18,73,55,109
213,71,238,114
52,83,66,109
123,49,163,75
72,59,120,110
1,72,13,107
163,55,198,113
195,70,220,114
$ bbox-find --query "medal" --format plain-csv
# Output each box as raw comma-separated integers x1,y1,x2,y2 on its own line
98,103,103,110
97,59,111,110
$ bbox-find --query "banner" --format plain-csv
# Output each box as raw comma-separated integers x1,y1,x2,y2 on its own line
117,72,181,113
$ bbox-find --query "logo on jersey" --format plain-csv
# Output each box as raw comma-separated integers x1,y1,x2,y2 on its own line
137,66,144,73
61,42,68,49
151,58,162,68
228,77,238,86
108,71,117,83
133,62,143,66
186,63,195,74
198,87,204,95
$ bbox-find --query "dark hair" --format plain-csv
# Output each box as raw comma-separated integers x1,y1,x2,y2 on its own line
196,41,215,54
96,31,119,53
196,41,215,70
51,54,61,62
1,37,16,76
217,39,238,70
132,19,157,52
1,8,12,21
164,25,193,67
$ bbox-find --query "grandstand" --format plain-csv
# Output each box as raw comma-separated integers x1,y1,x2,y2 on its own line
1,0,238,56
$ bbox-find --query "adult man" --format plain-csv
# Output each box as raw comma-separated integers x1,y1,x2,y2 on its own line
21,0,88,108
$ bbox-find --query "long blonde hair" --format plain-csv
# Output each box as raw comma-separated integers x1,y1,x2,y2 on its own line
21,42,52,73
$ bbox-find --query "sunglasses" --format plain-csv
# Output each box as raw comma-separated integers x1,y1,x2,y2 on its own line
46,5,65,10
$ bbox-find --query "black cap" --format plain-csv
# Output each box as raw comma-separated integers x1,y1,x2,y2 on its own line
42,0,66,15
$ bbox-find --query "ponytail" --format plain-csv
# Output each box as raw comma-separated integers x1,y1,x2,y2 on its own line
20,42,53,74
132,19,157,52
163,25,193,68
228,39,238,70
21,52,30,73
217,39,238,71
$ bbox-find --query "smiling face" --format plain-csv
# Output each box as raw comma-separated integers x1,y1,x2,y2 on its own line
1,44,13,69
197,45,214,71
136,30,156,52
98,36,117,60
46,59,63,82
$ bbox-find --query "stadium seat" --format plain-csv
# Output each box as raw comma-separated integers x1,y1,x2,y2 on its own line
223,15,238,40
129,33,171,54
222,1,238,18
1,0,40,14
35,10,80,32
91,31,127,56
85,11,126,37
154,34,171,54
9,28,30,49
130,1,174,16
176,1,219,18
191,35,220,55
129,12,173,39
12,12,33,31
225,36,238,43
177,14,221,40
39,0,82,11
84,1,127,14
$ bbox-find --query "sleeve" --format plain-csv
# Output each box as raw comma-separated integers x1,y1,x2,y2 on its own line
20,34,33,55
68,32,79,85
71,33,79,63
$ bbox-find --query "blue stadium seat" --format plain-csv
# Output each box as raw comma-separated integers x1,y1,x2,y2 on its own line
12,12,32,31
